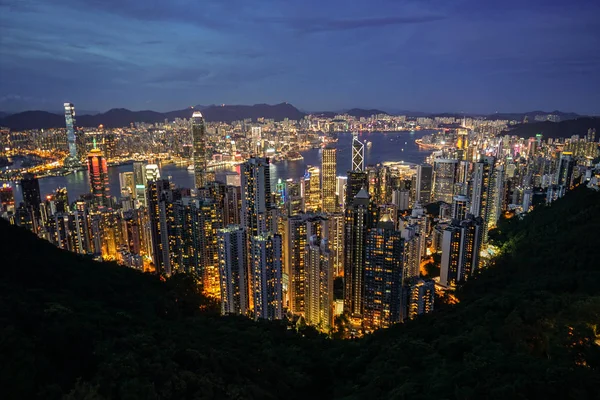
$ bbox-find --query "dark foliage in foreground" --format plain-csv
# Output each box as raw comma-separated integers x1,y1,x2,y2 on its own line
1,187,599,399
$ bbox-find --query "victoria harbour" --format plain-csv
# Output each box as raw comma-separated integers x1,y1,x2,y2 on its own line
9,130,433,203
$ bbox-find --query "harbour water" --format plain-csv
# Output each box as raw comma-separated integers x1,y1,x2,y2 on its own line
9,130,434,203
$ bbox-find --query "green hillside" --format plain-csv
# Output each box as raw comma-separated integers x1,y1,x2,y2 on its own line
1,187,599,400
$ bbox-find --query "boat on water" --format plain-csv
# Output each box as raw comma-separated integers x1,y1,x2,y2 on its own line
366,140,372,149
187,165,194,171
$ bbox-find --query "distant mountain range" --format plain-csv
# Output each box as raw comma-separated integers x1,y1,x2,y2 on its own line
503,117,600,139
0,103,593,131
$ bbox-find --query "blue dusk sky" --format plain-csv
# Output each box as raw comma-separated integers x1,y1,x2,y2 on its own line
0,0,599,114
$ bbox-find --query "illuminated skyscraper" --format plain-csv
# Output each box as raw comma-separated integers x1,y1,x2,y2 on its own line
432,159,458,203
119,172,135,198
321,146,337,213
556,152,575,188
146,179,172,274
305,235,333,331
305,166,321,213
344,188,373,317
284,214,328,314
363,214,404,329
87,148,110,207
452,195,469,221
241,157,273,238
352,133,365,171
286,179,303,216
336,176,347,208
217,225,249,316
327,213,345,277
250,233,283,320
415,164,433,204
192,111,209,188
63,102,79,166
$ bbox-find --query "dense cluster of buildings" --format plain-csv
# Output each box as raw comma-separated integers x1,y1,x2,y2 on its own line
1,103,599,336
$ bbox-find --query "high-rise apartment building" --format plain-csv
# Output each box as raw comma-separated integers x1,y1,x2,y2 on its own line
241,157,273,238
344,188,373,317
217,225,249,316
21,173,41,220
363,214,404,329
192,111,209,188
250,233,283,320
305,235,333,331
321,146,337,213
440,215,483,286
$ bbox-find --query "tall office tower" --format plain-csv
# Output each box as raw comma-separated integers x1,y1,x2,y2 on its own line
415,164,433,205
217,225,249,316
336,176,347,208
432,159,458,203
400,204,428,280
363,214,404,329
344,188,373,318
133,161,146,187
72,209,91,255
145,164,161,183
556,152,575,188
286,179,303,216
284,214,328,314
305,166,321,212
440,215,483,286
146,179,172,274
119,172,135,197
305,236,333,331
87,148,110,208
21,173,41,219
452,195,469,221
241,157,273,238
403,279,435,321
63,102,79,166
345,171,368,208
352,133,365,171
392,189,410,211
250,233,283,320
192,111,209,188
321,146,337,213
328,213,345,277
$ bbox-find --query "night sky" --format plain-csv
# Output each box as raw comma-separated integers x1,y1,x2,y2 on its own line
1,0,599,114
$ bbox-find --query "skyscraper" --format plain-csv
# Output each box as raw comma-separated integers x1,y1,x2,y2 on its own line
556,152,575,188
440,215,483,286
328,213,345,277
305,235,333,331
344,188,373,317
119,172,135,198
352,133,365,171
145,164,161,183
217,225,249,316
432,159,458,203
305,166,321,213
322,146,337,213
21,173,41,219
63,102,79,166
415,164,433,204
250,233,283,320
345,171,368,209
192,111,208,188
87,148,110,207
146,179,171,274
363,214,404,329
241,157,273,238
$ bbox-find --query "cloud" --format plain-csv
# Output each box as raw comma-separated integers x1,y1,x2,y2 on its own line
263,15,445,33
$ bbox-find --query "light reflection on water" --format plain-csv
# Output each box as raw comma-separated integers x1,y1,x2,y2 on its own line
9,130,434,203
